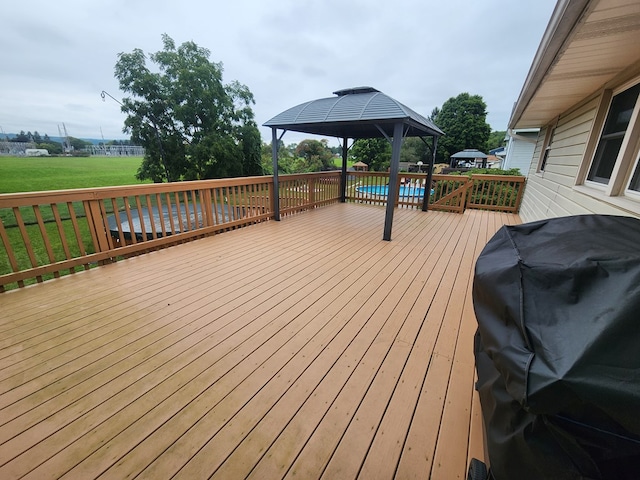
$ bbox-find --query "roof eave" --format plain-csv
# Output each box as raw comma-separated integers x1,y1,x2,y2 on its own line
508,0,591,129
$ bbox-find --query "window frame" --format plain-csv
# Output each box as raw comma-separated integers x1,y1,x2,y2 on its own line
536,120,557,174
578,78,640,199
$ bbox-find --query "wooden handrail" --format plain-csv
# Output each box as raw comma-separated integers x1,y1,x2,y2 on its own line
0,172,341,290
0,170,523,290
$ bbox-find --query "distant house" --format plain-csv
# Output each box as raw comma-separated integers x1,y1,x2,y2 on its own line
489,145,506,158
485,155,504,169
449,149,488,168
352,161,369,171
509,0,640,223
502,129,539,175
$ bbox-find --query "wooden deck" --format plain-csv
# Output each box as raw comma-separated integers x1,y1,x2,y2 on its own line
0,204,519,479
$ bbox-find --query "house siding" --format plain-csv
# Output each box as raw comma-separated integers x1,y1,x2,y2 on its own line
518,95,640,223
503,131,538,175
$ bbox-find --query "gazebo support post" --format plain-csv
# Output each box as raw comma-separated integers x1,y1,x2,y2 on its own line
383,122,403,241
340,136,348,203
422,135,438,212
271,128,280,221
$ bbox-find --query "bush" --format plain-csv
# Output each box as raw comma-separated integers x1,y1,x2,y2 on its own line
445,167,522,176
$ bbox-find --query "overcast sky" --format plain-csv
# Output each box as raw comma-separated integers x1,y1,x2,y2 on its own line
1,0,557,145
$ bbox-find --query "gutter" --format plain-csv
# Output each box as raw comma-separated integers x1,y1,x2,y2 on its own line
507,129,539,144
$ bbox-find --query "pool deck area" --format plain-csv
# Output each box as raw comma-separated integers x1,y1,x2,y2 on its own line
0,204,519,479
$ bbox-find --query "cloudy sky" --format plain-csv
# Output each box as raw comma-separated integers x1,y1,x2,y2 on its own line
1,0,557,144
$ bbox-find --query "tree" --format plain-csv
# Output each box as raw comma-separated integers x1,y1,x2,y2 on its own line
400,137,431,166
294,139,335,172
432,93,491,163
487,130,507,151
239,122,263,176
11,131,30,143
37,142,63,154
261,141,299,174
68,137,91,150
349,138,391,172
114,34,260,182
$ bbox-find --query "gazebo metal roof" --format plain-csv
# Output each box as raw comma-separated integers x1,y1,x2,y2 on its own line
263,87,444,241
264,87,443,139
451,149,488,159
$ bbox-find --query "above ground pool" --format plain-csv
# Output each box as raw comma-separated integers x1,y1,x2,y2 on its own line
356,184,427,198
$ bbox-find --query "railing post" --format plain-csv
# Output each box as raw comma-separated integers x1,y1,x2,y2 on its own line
272,128,281,221
514,177,526,213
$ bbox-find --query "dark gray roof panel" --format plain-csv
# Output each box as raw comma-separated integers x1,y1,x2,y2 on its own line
451,149,488,158
264,87,444,139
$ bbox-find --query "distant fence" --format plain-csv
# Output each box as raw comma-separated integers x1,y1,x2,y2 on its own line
0,141,35,156
87,145,145,156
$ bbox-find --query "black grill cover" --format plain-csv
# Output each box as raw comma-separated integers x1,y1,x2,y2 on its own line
473,215,640,480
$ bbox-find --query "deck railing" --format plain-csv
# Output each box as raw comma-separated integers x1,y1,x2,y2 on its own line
0,172,340,291
0,170,521,290
346,172,525,214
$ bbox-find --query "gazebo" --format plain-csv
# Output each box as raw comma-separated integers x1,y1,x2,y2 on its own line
450,149,488,168
264,87,444,241
352,161,369,172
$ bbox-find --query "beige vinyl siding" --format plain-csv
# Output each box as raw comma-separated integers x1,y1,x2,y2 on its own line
517,96,628,222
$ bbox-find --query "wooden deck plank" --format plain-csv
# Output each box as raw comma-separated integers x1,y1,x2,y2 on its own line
430,210,495,479
306,213,475,480
61,209,414,479
0,204,520,480
353,211,482,480
225,213,459,480
2,209,387,477
392,208,485,479
149,210,444,479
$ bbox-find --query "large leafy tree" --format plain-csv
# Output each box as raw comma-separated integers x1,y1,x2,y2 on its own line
114,34,261,182
400,137,432,166
349,138,391,172
294,139,335,172
433,93,491,163
260,141,300,174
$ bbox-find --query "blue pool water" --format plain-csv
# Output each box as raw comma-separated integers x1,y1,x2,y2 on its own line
357,185,426,197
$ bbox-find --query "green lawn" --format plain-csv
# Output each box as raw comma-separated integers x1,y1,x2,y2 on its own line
0,156,148,193
0,156,148,286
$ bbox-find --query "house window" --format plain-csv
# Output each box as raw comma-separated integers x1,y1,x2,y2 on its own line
540,147,550,172
587,83,640,185
627,151,640,192
537,124,555,173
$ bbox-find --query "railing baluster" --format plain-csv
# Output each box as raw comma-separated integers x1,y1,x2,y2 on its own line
123,197,138,245
134,195,147,242
13,206,42,282
0,218,23,287
68,202,87,259
144,194,157,240
33,205,59,277
110,198,126,247
51,203,74,273
165,193,177,236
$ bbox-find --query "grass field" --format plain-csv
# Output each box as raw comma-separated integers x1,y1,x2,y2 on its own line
0,156,149,286
0,156,147,193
